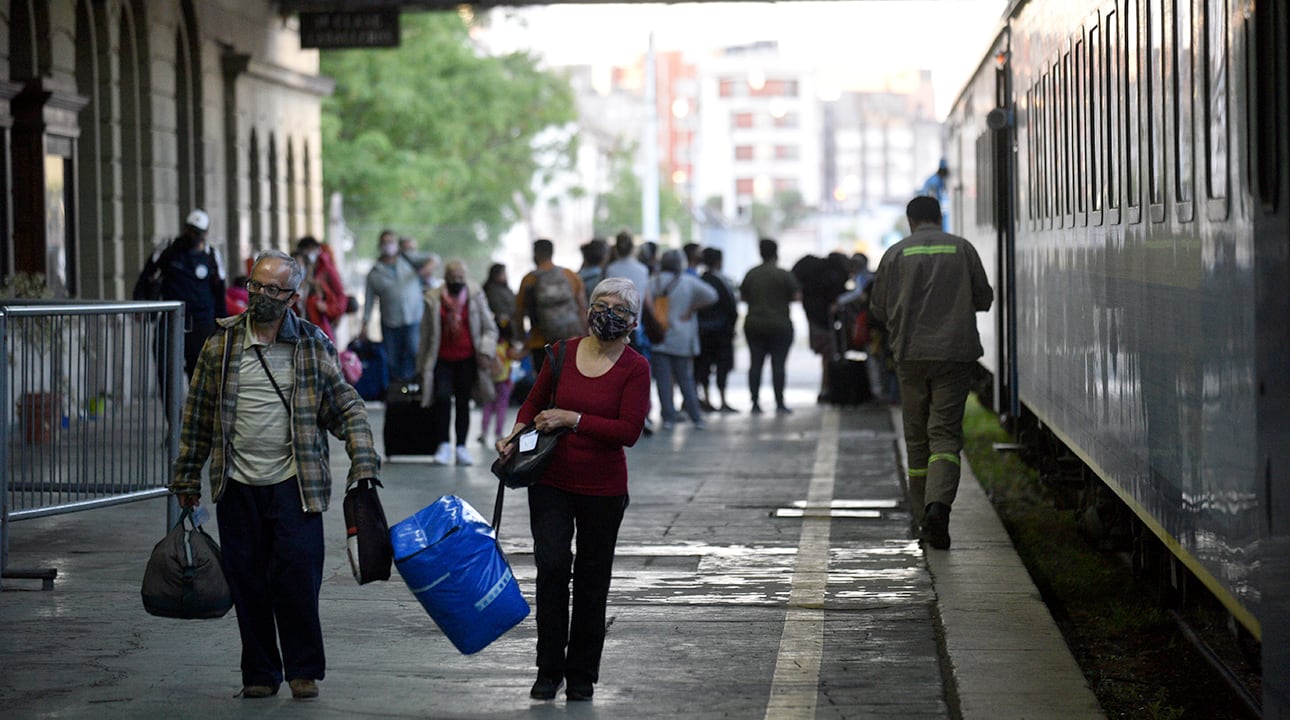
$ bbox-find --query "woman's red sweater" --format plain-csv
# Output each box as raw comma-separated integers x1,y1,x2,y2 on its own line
516,337,650,496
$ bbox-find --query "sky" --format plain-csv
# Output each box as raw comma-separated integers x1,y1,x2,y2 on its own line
480,1,1009,119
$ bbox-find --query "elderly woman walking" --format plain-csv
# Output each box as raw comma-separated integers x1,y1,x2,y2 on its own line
495,277,650,702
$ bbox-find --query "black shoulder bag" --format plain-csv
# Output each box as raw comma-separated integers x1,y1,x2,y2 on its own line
489,341,568,492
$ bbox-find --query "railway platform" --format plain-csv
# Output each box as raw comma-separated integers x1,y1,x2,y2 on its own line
0,361,1103,719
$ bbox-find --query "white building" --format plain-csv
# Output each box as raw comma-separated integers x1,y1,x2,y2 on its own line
694,42,823,224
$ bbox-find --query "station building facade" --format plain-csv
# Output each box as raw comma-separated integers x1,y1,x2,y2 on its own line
1,0,331,300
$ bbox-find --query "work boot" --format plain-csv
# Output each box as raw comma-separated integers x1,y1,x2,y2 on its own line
923,502,952,550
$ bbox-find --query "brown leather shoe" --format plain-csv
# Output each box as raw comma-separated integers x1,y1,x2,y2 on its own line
289,679,319,699
241,684,278,699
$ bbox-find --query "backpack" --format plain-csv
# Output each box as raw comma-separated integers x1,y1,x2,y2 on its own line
697,273,736,334
132,241,176,301
649,275,682,340
530,268,583,341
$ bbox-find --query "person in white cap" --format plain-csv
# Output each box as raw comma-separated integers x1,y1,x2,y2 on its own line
134,208,228,412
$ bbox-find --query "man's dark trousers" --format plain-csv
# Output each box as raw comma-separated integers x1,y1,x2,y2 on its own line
217,476,326,687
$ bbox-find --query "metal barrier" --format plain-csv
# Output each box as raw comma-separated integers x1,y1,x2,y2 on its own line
0,300,184,588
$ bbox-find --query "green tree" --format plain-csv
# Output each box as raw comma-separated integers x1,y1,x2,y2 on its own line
750,189,810,238
321,12,577,266
592,142,692,243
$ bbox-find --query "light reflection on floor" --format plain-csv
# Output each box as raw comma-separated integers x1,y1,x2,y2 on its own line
500,539,927,606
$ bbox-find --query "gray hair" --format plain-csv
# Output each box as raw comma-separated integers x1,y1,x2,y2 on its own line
590,277,640,320
254,248,305,291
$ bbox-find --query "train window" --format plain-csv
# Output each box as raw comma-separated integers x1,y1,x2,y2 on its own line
1074,36,1088,224
1061,54,1071,225
1090,22,1104,223
1026,88,1035,224
1174,0,1196,222
1147,0,1166,221
1105,9,1120,221
976,132,992,226
1037,75,1047,224
1048,69,1058,225
1124,0,1141,223
1252,0,1280,211
1204,0,1230,219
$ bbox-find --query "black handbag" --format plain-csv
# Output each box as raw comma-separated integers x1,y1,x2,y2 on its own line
141,507,233,619
343,478,393,584
490,341,568,489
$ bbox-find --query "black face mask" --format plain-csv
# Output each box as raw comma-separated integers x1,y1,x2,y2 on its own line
588,307,633,341
248,292,291,323
445,281,466,295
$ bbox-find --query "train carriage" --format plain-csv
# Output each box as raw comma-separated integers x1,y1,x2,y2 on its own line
945,0,1289,663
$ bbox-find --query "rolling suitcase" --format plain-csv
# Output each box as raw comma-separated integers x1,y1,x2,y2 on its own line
382,380,436,457
390,495,529,654
827,309,873,406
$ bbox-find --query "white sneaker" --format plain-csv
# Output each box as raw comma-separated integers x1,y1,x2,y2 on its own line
432,442,452,465
455,445,474,466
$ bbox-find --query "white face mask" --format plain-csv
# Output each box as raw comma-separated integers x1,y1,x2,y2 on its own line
306,250,321,263
381,243,398,257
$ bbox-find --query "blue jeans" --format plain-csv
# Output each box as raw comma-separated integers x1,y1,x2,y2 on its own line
382,323,418,382
528,485,628,685
216,477,326,687
651,351,702,424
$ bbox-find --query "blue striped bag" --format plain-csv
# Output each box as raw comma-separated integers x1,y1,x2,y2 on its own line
389,495,529,654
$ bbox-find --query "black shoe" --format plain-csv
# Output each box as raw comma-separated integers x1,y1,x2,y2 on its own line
530,676,563,700
776,405,793,415
923,502,952,550
720,404,739,414
751,404,764,415
566,680,594,702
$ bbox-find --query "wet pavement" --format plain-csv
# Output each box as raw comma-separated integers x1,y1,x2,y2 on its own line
0,352,1102,719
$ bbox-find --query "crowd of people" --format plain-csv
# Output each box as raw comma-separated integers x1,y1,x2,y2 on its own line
146,194,994,704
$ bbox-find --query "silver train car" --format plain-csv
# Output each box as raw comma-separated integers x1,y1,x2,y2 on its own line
944,0,1289,667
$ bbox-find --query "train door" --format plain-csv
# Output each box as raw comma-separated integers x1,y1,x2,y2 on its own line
988,39,1020,422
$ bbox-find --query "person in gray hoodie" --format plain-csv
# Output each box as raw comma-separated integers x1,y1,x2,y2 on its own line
647,249,718,430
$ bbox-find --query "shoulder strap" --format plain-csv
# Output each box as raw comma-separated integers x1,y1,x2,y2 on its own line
546,340,566,409
660,274,682,297
493,339,567,539
252,345,291,413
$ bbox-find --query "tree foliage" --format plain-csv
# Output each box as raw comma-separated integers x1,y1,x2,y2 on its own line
592,142,692,243
321,12,577,262
751,189,810,238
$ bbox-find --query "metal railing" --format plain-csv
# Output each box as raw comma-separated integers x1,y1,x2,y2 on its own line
1,300,184,588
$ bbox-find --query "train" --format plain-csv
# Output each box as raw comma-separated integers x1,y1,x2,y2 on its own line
942,0,1288,667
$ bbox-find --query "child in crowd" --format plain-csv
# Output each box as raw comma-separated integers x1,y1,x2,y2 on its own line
478,324,519,446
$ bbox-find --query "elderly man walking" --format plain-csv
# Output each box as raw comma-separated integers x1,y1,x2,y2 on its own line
171,249,380,700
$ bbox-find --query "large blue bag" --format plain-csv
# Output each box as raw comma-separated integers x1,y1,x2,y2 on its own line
390,495,529,654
